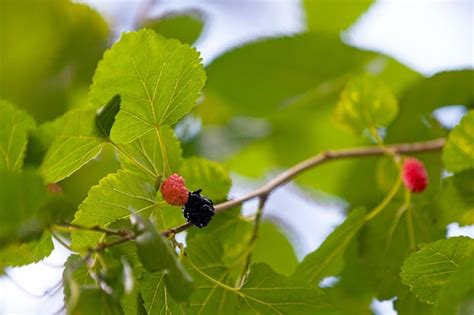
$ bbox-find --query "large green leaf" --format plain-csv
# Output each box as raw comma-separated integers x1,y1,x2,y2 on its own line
179,157,231,201
361,200,445,299
185,231,335,314
39,108,103,183
202,33,375,120
118,125,182,181
139,271,187,314
252,220,298,276
71,170,159,250
293,208,366,285
0,100,35,171
433,255,474,315
334,74,398,134
68,287,124,315
435,170,474,227
141,11,204,44
443,110,474,173
89,29,206,143
133,215,193,302
401,236,474,304
387,70,474,144
238,263,337,314
0,170,49,247
304,0,373,33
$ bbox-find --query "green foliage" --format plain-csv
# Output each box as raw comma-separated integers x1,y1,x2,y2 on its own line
0,170,49,246
252,221,298,276
304,0,374,33
39,108,104,182
294,208,366,285
435,170,474,227
1,3,473,314
401,237,474,304
0,100,35,171
71,170,159,250
89,29,206,143
443,110,474,173
133,215,193,301
141,11,204,44
335,75,398,134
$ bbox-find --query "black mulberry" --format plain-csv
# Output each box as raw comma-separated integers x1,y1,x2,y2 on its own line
182,189,215,228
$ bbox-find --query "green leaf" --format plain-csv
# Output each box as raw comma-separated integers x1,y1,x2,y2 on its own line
252,220,298,276
141,11,204,44
0,232,53,271
238,263,337,314
435,170,474,227
185,231,335,314
139,271,187,314
118,125,182,181
443,110,474,173
304,0,373,33
71,170,159,250
293,208,366,285
387,70,474,144
179,157,231,201
39,108,104,183
89,29,206,143
133,215,193,301
361,200,445,299
394,287,433,315
400,236,474,304
434,255,474,315
335,74,398,134
0,0,109,122
0,100,35,171
68,287,124,315
0,170,49,247
96,95,121,138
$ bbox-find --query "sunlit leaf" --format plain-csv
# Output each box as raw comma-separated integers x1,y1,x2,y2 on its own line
71,170,159,250
0,232,53,271
118,125,182,181
39,108,103,183
89,29,206,143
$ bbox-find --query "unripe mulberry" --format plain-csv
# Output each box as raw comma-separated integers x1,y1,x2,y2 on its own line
160,174,189,206
402,158,428,193
183,190,215,228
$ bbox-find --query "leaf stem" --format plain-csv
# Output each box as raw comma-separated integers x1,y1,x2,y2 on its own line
365,173,402,221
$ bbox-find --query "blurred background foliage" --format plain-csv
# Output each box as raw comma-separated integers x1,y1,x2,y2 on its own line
0,0,473,313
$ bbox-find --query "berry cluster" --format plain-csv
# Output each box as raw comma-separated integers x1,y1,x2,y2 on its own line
402,158,428,193
160,174,215,228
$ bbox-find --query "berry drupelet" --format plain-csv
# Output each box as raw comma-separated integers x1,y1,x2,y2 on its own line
183,190,215,228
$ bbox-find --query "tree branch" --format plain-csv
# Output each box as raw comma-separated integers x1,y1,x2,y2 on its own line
161,137,445,237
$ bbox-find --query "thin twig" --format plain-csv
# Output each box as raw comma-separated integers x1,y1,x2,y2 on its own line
161,137,445,237
54,222,129,237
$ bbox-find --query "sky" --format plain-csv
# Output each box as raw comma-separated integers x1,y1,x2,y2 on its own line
0,0,473,314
